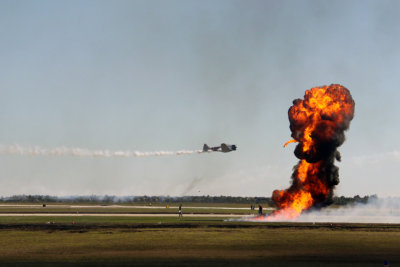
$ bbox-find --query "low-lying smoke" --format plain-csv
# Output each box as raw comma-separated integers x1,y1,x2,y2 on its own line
254,197,400,223
0,144,203,158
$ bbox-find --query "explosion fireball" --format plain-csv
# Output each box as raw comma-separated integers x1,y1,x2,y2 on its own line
268,84,355,220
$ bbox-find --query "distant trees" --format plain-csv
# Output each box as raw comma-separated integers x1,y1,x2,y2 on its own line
332,194,378,205
0,194,378,206
1,195,58,203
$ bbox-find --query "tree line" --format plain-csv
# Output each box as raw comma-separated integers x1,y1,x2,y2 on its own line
0,194,378,206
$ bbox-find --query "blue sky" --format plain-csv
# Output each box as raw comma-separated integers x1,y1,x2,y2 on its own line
1,0,399,197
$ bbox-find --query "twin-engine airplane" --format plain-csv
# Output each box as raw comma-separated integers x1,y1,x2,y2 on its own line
203,143,237,153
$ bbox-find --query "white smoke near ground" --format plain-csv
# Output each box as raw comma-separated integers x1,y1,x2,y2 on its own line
245,198,400,223
294,198,400,223
0,144,204,158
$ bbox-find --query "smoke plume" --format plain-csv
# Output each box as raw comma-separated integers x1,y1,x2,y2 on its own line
267,84,355,220
181,176,205,196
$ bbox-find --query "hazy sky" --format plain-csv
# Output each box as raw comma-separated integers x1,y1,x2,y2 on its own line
1,0,399,197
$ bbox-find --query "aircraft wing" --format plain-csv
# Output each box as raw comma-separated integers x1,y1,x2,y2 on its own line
220,143,229,152
221,143,237,153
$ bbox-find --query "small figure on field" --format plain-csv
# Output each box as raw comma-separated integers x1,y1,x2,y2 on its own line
178,204,182,217
258,205,263,215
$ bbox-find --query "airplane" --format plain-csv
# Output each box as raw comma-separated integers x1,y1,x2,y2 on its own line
202,143,237,153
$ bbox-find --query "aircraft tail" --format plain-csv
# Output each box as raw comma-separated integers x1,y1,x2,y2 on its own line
203,144,210,152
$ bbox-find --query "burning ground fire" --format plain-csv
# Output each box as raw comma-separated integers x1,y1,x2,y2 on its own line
254,84,355,221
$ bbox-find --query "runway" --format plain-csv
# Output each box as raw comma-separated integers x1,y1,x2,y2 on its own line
0,204,274,210
0,213,253,218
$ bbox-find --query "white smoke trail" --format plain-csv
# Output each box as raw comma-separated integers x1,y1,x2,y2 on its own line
0,144,204,158
243,198,400,223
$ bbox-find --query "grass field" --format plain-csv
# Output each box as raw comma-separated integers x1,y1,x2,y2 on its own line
0,204,399,266
0,222,399,266
0,203,273,215
0,216,230,224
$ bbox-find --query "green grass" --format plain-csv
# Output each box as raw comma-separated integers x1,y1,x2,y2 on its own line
0,203,272,214
0,202,269,207
0,226,398,266
0,216,232,224
0,203,398,266
0,207,265,214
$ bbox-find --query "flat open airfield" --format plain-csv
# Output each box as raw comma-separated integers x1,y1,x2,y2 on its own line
0,204,399,266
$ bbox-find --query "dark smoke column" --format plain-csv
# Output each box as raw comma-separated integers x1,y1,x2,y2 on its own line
269,84,355,220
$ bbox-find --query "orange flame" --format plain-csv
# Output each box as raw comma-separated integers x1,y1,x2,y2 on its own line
283,139,297,147
267,84,354,220
288,85,354,156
